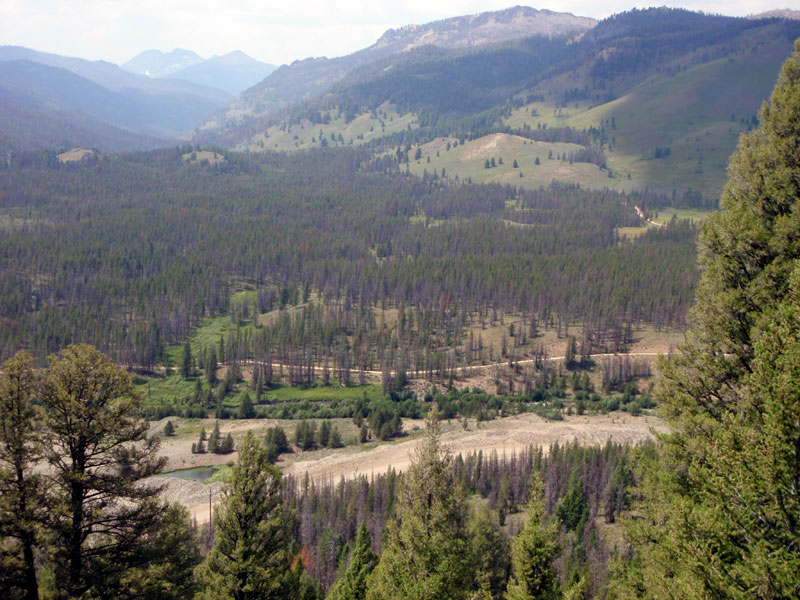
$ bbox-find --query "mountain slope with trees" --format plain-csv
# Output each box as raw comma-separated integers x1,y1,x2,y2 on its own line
205,9,800,199
0,94,163,154
196,6,595,137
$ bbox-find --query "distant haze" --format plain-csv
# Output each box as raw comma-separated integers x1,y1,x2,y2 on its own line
122,49,276,95
0,1,793,67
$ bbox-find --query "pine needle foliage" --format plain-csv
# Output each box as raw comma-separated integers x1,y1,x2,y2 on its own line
505,478,560,600
202,431,299,600
326,522,376,600
612,39,800,599
0,352,45,600
41,344,166,599
365,404,474,600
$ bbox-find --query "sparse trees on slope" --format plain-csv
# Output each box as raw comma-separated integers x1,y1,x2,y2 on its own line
612,39,800,598
201,431,298,600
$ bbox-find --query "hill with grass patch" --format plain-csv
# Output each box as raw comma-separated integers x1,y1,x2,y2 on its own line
202,8,800,200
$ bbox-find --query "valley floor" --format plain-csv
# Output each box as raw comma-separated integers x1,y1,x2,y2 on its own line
152,411,666,524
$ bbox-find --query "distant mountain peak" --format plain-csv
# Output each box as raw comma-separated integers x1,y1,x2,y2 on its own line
749,8,800,20
197,5,597,138
372,5,596,53
122,49,204,78
121,49,275,96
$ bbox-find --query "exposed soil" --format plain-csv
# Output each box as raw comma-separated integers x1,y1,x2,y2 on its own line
144,477,226,525
152,412,666,524
280,412,666,483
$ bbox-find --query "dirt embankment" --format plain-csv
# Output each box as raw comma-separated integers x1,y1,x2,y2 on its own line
154,412,665,524
281,412,665,483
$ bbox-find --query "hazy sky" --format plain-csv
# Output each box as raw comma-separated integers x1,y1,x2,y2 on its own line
0,1,796,66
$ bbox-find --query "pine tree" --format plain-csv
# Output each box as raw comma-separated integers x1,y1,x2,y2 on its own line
219,433,235,454
319,420,331,448
108,503,201,600
468,505,510,600
366,405,474,600
238,392,255,419
265,426,289,463
201,431,298,599
40,344,165,599
208,421,221,454
205,347,218,385
613,40,800,598
196,428,207,454
329,426,343,449
505,478,560,600
0,351,45,600
180,341,192,379
326,522,376,600
163,420,175,436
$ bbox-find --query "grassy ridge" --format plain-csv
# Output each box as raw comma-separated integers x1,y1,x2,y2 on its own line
405,133,633,190
506,39,792,197
239,104,417,152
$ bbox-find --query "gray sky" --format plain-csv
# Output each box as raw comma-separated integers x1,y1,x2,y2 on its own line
1,1,796,66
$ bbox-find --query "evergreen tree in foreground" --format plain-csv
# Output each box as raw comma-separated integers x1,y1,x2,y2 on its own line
201,431,299,599
0,352,44,600
0,346,199,599
612,39,800,598
505,478,560,600
111,503,201,600
326,522,376,600
41,344,166,599
366,404,477,600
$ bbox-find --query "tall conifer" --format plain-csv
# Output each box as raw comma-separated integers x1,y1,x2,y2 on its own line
505,478,559,600
0,352,44,600
613,39,800,598
326,522,376,600
366,405,473,600
202,431,298,599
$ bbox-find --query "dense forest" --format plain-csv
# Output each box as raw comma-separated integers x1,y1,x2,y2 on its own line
0,146,697,369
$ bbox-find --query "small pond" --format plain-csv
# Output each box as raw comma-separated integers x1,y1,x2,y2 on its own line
155,466,218,482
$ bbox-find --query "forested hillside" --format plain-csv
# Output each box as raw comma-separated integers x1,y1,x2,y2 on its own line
0,146,696,367
199,6,595,136
214,9,800,199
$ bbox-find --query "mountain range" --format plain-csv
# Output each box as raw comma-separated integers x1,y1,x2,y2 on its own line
198,6,595,133
0,45,233,151
2,4,800,202
122,49,276,96
195,6,800,199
